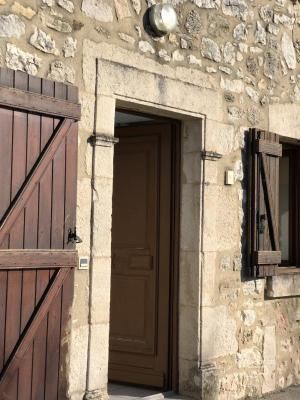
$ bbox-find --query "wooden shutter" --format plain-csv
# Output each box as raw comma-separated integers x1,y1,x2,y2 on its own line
249,129,282,277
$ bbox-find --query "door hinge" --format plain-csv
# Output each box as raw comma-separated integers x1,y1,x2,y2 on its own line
68,227,82,244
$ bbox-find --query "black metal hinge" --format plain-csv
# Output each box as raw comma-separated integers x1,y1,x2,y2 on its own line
68,227,82,244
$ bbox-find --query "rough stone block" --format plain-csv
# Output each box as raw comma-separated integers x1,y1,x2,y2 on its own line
180,183,200,252
202,305,238,361
267,275,300,298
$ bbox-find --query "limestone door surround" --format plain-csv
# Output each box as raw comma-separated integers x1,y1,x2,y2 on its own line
74,39,234,400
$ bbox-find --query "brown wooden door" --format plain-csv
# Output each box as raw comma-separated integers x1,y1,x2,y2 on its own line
0,68,80,400
109,123,173,389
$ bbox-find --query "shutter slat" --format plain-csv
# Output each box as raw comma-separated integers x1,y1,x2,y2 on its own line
255,139,282,157
254,251,281,265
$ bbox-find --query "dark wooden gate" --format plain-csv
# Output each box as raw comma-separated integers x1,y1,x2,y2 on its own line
0,68,80,400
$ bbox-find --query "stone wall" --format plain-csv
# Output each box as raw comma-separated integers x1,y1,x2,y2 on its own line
1,1,300,400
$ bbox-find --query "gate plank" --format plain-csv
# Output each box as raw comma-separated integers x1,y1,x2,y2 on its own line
0,250,78,268
0,272,7,370
0,85,81,120
0,268,71,400
19,75,42,400
64,122,78,249
0,118,73,247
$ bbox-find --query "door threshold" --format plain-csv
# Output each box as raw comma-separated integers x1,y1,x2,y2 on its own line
108,384,187,400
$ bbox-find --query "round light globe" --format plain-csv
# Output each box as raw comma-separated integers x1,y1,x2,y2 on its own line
149,4,178,35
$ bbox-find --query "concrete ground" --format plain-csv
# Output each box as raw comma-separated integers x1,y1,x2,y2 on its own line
259,386,300,400
108,384,300,400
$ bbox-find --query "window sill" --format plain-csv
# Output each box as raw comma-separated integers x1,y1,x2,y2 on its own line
266,272,300,298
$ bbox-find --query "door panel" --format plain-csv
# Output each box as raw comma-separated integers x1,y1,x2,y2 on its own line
109,123,172,389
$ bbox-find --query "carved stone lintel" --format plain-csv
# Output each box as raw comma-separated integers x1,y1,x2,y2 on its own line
83,389,101,400
201,150,223,161
88,134,119,147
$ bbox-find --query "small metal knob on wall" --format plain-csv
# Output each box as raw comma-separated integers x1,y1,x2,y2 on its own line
68,227,82,244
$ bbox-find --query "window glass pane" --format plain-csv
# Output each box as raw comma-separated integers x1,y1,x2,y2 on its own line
279,156,289,261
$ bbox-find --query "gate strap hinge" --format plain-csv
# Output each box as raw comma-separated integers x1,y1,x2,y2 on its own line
88,134,119,147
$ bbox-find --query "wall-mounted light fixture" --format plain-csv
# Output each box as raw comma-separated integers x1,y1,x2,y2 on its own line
149,4,178,36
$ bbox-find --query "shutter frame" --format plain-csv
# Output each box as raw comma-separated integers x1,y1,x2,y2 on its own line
248,129,282,278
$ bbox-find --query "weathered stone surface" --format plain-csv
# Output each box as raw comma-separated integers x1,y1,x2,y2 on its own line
221,77,244,93
11,2,36,19
247,106,261,125
228,105,243,120
131,0,141,14
259,5,273,22
114,0,131,20
264,50,280,79
222,0,248,21
187,54,202,66
30,28,59,55
233,22,247,40
274,13,295,30
138,41,155,54
57,0,74,13
237,348,262,368
282,32,297,70
220,255,231,271
267,23,279,36
118,33,135,45
63,36,77,57
48,60,75,83
42,0,54,5
185,10,202,36
219,372,247,400
246,56,258,75
201,37,221,62
202,305,238,359
208,14,230,37
223,42,235,65
219,66,231,74
241,309,256,326
262,326,276,393
82,0,113,22
193,0,220,8
246,86,259,102
0,14,25,38
43,13,72,33
6,43,41,75
158,49,171,62
172,50,184,62
255,21,266,45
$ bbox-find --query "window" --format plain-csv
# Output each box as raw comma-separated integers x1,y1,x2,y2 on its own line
278,147,300,269
247,129,300,278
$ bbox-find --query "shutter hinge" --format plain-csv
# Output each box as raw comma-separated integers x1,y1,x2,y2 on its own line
201,151,223,161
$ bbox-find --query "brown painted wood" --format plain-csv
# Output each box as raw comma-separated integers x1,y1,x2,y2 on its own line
0,68,79,400
0,118,73,247
109,122,176,389
0,250,78,268
0,269,69,398
255,139,282,157
254,251,281,265
249,129,282,277
0,84,81,120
